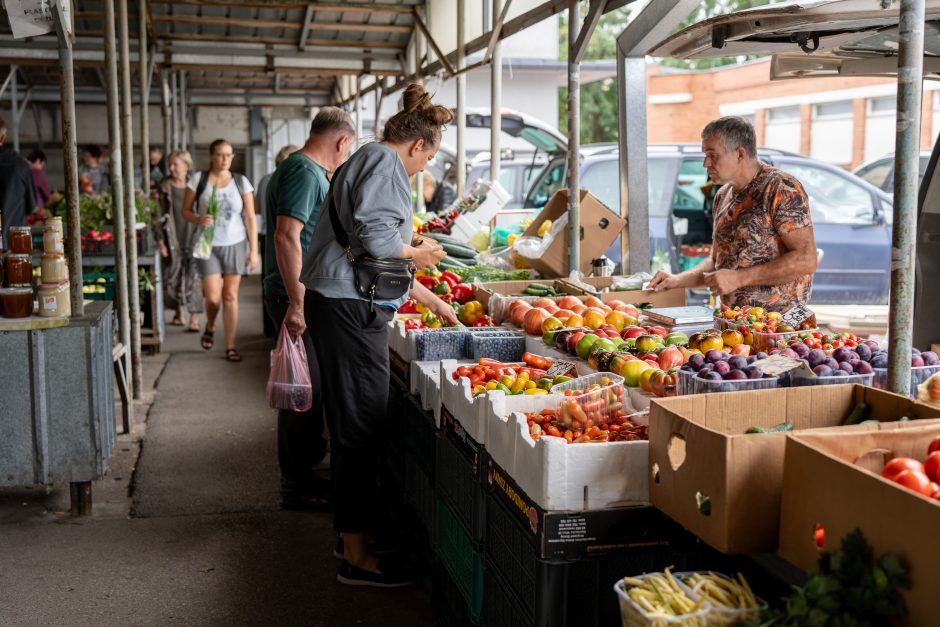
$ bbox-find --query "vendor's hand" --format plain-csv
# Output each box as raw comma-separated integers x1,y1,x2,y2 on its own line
248,250,260,273
198,214,214,227
431,299,460,326
285,302,307,339
413,240,446,269
648,270,681,291
703,269,741,297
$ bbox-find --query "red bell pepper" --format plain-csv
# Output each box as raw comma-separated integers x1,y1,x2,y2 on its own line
452,283,474,304
397,300,418,314
437,293,455,304
416,275,439,290
440,271,462,289
404,319,423,331
473,315,495,327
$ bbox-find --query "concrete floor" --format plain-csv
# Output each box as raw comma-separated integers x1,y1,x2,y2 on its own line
0,276,435,627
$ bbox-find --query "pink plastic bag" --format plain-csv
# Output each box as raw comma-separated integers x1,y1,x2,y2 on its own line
266,323,313,412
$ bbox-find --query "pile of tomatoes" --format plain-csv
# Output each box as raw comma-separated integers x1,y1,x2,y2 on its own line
453,355,572,397
880,435,940,500
525,407,647,444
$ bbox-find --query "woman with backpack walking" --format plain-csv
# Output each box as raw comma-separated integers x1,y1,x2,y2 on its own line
181,139,259,362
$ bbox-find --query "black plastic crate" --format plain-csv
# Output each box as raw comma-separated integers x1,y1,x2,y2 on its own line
436,421,487,551
403,392,437,480
433,559,481,627
436,500,485,625
380,383,407,496
484,491,701,627
404,450,436,548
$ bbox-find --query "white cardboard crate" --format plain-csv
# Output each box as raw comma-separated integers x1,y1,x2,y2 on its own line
440,359,490,439
488,408,651,511
523,335,595,376
447,179,511,243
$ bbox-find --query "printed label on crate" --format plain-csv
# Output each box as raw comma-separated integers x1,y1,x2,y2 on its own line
487,462,539,534
440,405,483,467
781,303,815,328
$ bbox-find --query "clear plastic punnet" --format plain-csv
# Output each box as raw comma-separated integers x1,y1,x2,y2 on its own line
872,365,940,397
790,372,875,387
675,572,767,627
677,369,695,396
614,575,709,627
550,372,626,426
691,374,779,395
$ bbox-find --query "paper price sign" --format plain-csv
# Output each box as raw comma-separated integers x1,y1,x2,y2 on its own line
6,0,71,39
545,360,576,378
781,303,814,328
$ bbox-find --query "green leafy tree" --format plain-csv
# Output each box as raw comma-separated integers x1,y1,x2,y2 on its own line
558,0,782,142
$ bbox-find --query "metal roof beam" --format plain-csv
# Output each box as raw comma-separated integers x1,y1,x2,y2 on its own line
298,4,314,51
411,9,455,76
149,0,415,13
151,13,411,33
571,0,608,65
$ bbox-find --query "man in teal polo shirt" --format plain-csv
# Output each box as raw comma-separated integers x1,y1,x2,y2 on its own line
263,107,355,511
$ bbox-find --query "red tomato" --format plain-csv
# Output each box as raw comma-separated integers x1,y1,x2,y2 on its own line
929,436,940,456
893,469,934,496
882,457,925,481
924,452,940,483
813,523,825,549
932,488,940,501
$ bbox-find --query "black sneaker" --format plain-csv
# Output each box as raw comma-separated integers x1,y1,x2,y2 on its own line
333,537,406,560
336,558,415,588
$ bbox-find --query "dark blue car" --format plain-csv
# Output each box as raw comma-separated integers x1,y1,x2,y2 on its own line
523,144,895,305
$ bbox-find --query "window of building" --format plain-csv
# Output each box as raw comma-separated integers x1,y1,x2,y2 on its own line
811,100,853,165
764,106,801,154
865,95,896,162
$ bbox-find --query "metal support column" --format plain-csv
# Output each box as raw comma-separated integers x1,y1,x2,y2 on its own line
52,4,83,317
161,70,171,158
139,0,151,195
118,0,142,399
10,65,19,155
102,0,132,431
170,71,179,150
354,76,362,140
567,1,580,275
180,71,190,155
455,0,466,197
489,0,502,182
887,0,926,395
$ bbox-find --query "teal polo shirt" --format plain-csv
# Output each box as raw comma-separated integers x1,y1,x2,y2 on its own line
263,151,329,298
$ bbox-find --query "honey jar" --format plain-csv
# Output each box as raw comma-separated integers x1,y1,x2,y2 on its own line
43,224,64,254
5,253,32,287
9,226,32,254
38,282,70,318
0,286,33,318
40,253,68,284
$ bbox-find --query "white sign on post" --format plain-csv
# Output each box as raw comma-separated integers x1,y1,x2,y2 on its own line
6,0,71,39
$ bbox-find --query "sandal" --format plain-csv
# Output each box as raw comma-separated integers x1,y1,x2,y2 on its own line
225,348,242,362
201,328,214,351
170,316,185,327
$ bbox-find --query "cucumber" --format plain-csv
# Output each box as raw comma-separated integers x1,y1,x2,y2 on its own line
745,421,794,434
441,242,480,259
438,257,467,269
843,402,871,426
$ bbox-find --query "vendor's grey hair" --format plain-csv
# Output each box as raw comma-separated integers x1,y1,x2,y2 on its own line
310,107,356,137
702,116,757,159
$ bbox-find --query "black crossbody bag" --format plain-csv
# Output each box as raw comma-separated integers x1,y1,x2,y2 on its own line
327,167,416,308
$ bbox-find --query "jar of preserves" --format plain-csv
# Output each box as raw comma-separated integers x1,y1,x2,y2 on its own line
38,282,70,318
5,253,32,287
45,216,63,238
40,253,68,284
43,224,64,254
0,286,34,318
9,226,32,254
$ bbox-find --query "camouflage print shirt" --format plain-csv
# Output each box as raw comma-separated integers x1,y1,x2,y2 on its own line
711,163,813,313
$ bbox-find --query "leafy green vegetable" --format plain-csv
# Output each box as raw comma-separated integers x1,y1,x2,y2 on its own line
455,265,532,283
761,529,909,626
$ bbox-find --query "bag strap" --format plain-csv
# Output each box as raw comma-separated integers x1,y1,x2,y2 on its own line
326,164,356,264
194,171,210,206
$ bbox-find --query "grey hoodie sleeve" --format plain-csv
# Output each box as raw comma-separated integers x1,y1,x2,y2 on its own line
351,172,407,259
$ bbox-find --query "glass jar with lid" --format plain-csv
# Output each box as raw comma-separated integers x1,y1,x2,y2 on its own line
40,253,68,284
5,253,32,287
0,286,34,318
43,224,64,254
9,226,32,254
38,282,70,318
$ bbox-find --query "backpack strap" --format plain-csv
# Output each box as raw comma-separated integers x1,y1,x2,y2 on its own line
325,164,354,263
194,171,211,210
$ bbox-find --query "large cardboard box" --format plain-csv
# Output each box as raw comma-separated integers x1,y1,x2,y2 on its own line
779,425,940,626
516,189,626,278
648,385,940,554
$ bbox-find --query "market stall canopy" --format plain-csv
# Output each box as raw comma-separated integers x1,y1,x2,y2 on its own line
0,0,421,106
646,0,940,80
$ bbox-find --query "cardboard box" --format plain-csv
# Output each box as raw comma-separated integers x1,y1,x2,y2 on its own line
779,424,940,626
648,385,940,554
516,189,626,278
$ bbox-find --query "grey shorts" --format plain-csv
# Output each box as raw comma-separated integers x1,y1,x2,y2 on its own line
196,241,248,277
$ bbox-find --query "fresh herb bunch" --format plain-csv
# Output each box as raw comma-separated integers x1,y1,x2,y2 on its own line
454,265,531,283
193,185,219,259
761,529,909,626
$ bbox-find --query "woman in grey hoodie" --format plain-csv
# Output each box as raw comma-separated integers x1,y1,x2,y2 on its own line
301,83,457,587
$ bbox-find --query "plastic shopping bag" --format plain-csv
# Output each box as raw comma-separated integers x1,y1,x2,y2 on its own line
266,323,313,412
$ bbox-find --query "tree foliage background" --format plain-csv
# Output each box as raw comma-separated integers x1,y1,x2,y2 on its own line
558,0,780,143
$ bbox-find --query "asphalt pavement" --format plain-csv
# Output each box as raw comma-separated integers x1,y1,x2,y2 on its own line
0,275,435,627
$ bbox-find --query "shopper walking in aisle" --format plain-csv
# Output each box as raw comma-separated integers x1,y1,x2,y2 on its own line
0,118,36,244
301,84,458,587
27,149,51,210
256,144,299,330
181,139,259,361
160,149,203,332
264,110,354,512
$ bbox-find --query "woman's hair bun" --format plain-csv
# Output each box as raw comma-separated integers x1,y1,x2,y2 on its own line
382,83,454,147
402,83,433,114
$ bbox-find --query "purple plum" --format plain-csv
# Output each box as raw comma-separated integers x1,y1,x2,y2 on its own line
755,352,769,360
745,366,764,380
699,364,714,375
923,351,939,366
688,353,706,371
863,340,880,352
912,354,925,368
702,371,723,381
807,349,827,368
912,347,922,355
854,344,872,362
813,364,833,377
832,347,852,363
714,361,732,376
825,357,841,371
838,362,855,374
831,369,848,377
790,343,810,358
725,369,748,381
871,353,888,369
706,349,728,364
781,348,800,359
728,356,748,371
854,360,873,375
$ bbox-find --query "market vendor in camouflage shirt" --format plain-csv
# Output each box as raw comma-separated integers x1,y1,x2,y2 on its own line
649,116,818,313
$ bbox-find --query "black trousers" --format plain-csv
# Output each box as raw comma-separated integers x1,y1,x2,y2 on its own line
264,292,328,495
308,292,393,533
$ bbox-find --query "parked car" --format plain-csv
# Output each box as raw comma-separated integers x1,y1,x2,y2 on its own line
646,0,940,347
853,151,932,193
523,144,894,305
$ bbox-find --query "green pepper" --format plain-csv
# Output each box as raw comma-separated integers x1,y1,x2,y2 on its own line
537,377,555,391
495,383,512,395
432,282,451,295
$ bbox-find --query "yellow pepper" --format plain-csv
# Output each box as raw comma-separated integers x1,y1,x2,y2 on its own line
485,381,498,391
415,302,429,314
421,311,442,328
500,375,516,389
510,371,529,395
413,215,423,230
524,388,548,395
525,380,537,390
416,267,440,278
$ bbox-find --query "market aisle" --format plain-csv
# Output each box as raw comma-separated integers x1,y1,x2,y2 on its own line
0,276,435,627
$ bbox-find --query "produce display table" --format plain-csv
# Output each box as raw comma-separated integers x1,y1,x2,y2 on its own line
82,253,165,351
0,301,116,515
